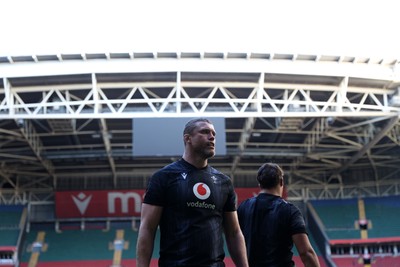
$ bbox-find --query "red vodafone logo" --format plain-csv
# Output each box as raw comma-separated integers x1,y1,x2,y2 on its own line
193,183,211,200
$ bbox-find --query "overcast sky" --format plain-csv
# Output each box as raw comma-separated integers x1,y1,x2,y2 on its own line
1,0,399,58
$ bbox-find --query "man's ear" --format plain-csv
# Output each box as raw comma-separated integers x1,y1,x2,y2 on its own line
184,134,191,144
280,178,284,187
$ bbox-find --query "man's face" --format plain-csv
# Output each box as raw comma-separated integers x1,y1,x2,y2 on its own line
188,121,216,159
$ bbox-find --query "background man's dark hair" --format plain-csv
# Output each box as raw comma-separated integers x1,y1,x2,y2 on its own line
256,163,284,189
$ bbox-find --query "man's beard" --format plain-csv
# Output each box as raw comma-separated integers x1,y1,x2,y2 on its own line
204,150,215,159
196,146,215,159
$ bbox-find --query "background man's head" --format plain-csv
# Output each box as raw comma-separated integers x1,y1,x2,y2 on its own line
256,163,284,190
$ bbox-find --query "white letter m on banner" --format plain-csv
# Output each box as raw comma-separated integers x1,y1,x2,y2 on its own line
108,192,141,214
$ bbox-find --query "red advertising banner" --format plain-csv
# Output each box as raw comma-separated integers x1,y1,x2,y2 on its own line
55,188,260,219
55,190,146,218
235,188,259,205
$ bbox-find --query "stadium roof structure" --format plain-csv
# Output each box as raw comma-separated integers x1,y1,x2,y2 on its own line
1,51,400,203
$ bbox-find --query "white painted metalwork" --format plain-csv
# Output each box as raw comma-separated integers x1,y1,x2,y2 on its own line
0,52,400,202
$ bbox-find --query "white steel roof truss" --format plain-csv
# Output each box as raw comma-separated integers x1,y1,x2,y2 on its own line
179,87,201,113
1,79,399,119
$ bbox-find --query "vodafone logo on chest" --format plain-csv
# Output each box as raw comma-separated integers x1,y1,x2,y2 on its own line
187,182,215,210
193,182,211,200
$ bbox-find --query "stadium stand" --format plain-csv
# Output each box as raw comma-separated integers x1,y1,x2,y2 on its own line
2,195,399,267
0,205,26,267
21,227,129,266
17,222,325,267
310,198,360,240
363,196,400,238
308,196,400,267
15,205,328,267
18,221,161,267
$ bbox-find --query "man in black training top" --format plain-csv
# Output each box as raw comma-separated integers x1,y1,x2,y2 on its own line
237,163,320,267
137,118,248,267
